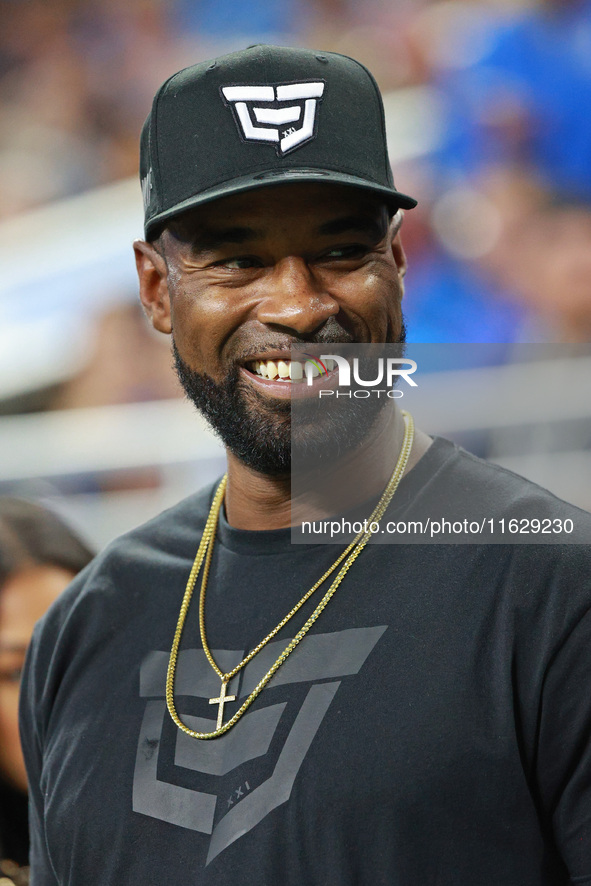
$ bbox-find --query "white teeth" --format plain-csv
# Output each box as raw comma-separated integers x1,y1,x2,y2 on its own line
289,361,303,381
306,361,320,378
250,358,310,382
325,358,336,370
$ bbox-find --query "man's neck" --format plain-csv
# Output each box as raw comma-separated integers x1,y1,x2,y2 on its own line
223,409,432,531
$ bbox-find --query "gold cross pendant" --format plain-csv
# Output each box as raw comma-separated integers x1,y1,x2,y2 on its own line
209,679,237,730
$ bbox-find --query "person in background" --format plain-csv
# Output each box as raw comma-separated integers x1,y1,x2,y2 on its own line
504,199,591,344
0,499,93,886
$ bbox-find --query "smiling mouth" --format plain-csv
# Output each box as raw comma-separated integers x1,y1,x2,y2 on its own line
246,358,337,383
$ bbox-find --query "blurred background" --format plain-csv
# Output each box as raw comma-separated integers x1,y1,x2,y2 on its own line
1,0,591,546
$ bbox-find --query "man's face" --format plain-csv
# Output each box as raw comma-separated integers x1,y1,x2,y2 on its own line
136,182,407,473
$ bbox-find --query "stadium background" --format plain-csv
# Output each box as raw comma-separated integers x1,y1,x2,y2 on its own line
1,0,590,545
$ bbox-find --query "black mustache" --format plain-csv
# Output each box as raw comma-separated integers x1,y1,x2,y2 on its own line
231,320,356,365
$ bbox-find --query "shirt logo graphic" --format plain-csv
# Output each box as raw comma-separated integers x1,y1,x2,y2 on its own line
221,81,325,155
132,626,386,865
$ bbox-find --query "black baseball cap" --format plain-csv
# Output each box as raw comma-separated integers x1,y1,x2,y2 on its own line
140,44,418,240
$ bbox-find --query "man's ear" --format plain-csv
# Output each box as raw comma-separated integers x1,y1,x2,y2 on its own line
133,239,172,334
390,210,408,289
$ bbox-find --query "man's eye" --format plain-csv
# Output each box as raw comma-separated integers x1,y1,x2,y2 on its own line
216,256,263,270
321,245,369,261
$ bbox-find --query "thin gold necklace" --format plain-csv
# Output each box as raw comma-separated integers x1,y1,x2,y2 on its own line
166,410,415,740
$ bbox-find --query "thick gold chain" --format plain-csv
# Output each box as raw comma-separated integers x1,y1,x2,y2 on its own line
166,410,415,740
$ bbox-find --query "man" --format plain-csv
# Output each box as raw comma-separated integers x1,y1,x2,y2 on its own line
20,45,591,885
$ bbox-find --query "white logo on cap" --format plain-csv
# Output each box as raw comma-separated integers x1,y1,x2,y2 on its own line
221,82,325,155
141,168,153,210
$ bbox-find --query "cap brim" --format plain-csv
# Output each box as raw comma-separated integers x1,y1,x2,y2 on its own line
144,169,417,239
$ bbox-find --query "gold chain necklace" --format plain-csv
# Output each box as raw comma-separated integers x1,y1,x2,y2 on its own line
166,410,415,740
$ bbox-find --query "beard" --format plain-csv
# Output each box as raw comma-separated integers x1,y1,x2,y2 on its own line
172,318,407,476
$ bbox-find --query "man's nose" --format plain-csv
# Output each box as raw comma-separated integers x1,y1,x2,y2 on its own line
254,257,339,334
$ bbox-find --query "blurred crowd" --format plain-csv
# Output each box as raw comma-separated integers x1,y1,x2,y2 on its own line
1,0,591,417
0,6,589,880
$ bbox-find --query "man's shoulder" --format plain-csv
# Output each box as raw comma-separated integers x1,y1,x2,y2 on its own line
23,481,222,725
34,480,220,635
456,440,589,515
93,478,218,570
411,436,591,542
108,479,218,556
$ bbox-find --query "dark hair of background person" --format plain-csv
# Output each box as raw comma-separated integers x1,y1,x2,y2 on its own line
0,499,93,588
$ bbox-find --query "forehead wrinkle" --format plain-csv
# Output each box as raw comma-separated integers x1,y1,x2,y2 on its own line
316,213,387,241
198,226,265,249
174,224,265,252
166,200,390,255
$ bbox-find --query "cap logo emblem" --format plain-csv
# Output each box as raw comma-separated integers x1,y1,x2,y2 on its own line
221,81,325,156
141,168,153,211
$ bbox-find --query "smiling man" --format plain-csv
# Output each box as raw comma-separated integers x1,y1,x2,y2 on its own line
20,45,591,886
136,182,420,506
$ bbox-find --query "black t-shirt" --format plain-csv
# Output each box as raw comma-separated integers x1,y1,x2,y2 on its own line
20,439,591,885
